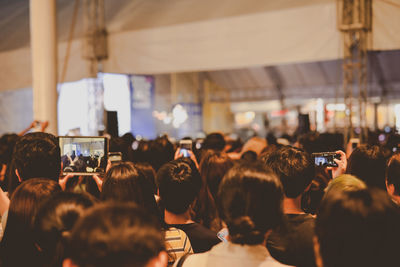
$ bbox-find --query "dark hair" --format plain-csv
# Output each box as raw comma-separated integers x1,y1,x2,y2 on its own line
316,188,400,267
101,162,160,219
121,132,135,146
346,144,389,190
240,150,258,162
0,134,19,165
199,151,234,200
203,133,226,151
9,133,61,194
34,192,96,267
135,162,157,195
386,154,400,195
262,146,314,198
297,132,320,154
0,179,61,267
146,136,175,171
218,162,283,245
65,202,165,267
109,137,130,161
192,151,233,229
156,159,201,214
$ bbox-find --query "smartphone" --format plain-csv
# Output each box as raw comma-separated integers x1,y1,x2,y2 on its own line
312,152,341,167
108,152,122,163
179,140,192,158
59,136,108,175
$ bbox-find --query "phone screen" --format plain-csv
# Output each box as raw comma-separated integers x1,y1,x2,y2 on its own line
59,136,108,175
179,148,190,158
313,153,339,167
179,140,192,157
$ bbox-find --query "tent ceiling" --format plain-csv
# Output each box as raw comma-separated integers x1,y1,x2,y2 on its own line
204,50,400,101
1,0,400,92
0,0,331,53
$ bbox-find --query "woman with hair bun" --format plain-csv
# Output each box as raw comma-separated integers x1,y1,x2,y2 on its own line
176,162,290,267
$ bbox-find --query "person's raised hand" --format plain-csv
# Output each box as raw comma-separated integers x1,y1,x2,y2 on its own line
29,120,40,129
327,150,347,179
174,148,199,169
92,174,103,192
40,120,49,132
59,174,74,191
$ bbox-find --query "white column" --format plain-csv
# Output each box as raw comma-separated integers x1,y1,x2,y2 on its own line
30,0,58,134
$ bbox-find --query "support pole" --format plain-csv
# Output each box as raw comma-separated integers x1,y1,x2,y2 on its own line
30,0,58,134
337,0,371,144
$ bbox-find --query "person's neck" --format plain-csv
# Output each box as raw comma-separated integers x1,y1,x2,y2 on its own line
283,195,305,214
164,209,194,225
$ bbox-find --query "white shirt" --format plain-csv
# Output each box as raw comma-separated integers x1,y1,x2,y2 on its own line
176,242,293,267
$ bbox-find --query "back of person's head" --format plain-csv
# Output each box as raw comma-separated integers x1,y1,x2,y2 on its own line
218,162,283,245
135,162,157,195
7,178,62,230
0,179,61,266
109,137,130,161
262,146,314,198
63,203,167,267
325,174,366,196
34,192,96,267
101,162,159,218
156,159,201,214
346,144,389,190
12,132,61,182
240,150,258,162
297,132,320,154
121,132,135,146
203,132,226,151
386,153,400,197
316,188,400,267
147,136,175,171
199,150,234,200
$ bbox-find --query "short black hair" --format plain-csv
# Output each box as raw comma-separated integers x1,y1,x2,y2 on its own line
346,144,389,190
12,132,61,181
65,203,165,267
203,133,226,151
386,154,400,195
156,159,201,214
261,146,314,198
316,188,400,267
218,162,283,245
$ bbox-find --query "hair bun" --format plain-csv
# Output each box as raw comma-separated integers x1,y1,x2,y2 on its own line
173,164,189,176
229,216,264,245
232,216,255,231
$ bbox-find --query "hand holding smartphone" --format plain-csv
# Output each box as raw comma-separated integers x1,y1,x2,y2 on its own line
312,152,341,167
179,140,192,158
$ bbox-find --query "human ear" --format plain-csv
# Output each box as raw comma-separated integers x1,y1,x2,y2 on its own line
62,258,79,267
146,251,168,267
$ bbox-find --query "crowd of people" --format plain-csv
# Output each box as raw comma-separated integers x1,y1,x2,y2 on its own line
0,123,399,267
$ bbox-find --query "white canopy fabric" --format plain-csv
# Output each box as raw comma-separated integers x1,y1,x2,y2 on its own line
0,0,399,91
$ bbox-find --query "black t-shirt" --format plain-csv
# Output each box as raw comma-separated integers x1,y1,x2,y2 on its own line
267,213,316,267
168,222,220,253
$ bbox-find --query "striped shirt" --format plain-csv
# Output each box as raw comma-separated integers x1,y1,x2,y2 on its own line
165,227,193,266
